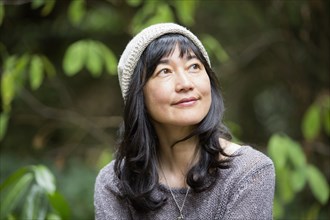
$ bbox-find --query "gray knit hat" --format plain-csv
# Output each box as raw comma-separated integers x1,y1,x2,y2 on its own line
118,23,211,100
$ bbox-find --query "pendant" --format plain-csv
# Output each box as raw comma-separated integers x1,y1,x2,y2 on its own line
177,214,184,220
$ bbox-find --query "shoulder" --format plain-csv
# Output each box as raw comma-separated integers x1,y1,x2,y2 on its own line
219,138,273,169
96,160,116,182
225,145,275,187
216,146,275,219
219,138,242,157
95,160,121,195
94,161,133,219
233,145,274,169
218,142,275,185
216,145,275,203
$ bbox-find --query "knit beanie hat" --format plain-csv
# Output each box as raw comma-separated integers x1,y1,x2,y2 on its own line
118,23,211,101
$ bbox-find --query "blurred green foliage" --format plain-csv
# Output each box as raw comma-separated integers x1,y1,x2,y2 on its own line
63,39,117,77
0,165,70,220
0,0,329,219
267,93,330,219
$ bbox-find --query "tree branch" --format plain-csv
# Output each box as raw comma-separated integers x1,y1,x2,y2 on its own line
19,87,122,146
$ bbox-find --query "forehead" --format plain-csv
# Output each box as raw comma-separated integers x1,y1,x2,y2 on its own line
161,43,197,59
142,34,204,62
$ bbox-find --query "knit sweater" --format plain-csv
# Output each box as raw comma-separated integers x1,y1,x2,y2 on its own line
94,146,275,220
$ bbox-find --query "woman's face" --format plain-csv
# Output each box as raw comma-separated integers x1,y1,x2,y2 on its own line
143,44,212,129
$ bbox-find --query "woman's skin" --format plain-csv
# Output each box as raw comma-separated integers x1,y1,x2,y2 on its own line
143,45,241,189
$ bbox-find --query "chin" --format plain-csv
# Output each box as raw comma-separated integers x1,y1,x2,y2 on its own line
173,117,205,127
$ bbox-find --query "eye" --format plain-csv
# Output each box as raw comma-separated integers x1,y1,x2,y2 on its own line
160,68,170,74
189,63,202,72
156,68,172,76
192,64,200,69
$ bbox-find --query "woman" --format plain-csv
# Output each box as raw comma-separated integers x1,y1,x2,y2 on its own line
94,23,275,219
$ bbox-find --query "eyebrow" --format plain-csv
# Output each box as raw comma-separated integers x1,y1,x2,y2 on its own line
158,54,198,64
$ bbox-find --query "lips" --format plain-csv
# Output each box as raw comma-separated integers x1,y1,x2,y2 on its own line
173,97,198,106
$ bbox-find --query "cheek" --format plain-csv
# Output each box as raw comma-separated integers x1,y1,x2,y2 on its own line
143,84,170,112
199,76,212,113
199,75,212,98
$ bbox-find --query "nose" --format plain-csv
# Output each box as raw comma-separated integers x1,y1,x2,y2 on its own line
175,70,194,92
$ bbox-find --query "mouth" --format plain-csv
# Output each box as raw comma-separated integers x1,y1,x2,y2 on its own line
173,97,199,106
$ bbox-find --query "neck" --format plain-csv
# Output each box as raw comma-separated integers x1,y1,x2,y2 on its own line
155,124,199,188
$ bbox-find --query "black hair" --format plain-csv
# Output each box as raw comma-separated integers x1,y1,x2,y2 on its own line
114,34,232,212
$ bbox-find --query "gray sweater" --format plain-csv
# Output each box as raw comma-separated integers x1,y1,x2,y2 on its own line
94,146,275,219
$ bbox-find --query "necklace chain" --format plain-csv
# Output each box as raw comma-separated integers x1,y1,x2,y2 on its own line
160,167,190,220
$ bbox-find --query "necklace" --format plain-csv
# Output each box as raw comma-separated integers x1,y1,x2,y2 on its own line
160,167,190,220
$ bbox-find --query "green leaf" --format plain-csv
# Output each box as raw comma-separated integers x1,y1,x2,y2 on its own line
276,166,294,203
126,0,142,7
3,55,17,70
306,164,329,204
0,112,9,141
131,2,174,34
174,0,196,26
29,55,44,90
0,173,34,219
41,55,56,77
22,185,47,220
1,54,30,112
68,0,86,26
32,165,56,194
41,0,56,16
63,40,87,76
98,42,117,75
12,54,30,92
302,104,321,141
86,41,102,77
323,102,330,136
286,137,306,169
324,109,330,136
267,134,287,169
130,1,157,34
1,72,15,112
47,213,61,220
0,167,29,191
31,0,44,9
290,167,306,192
147,4,173,28
202,34,229,63
6,213,15,220
48,192,71,220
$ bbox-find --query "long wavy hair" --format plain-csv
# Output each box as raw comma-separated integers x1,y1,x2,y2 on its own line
114,34,232,212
